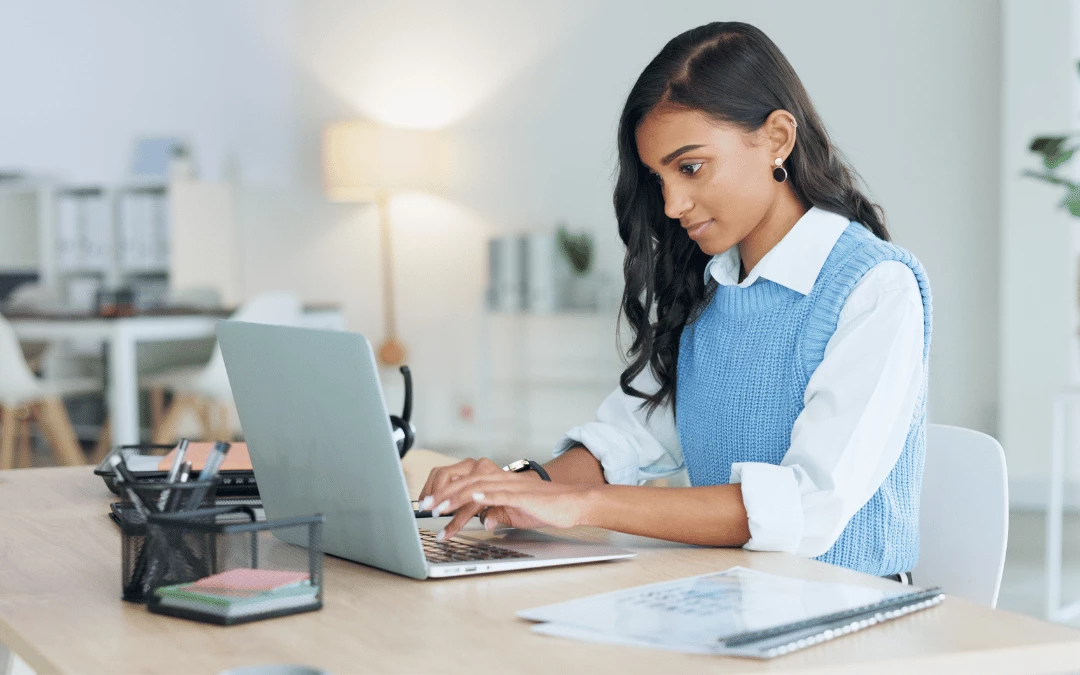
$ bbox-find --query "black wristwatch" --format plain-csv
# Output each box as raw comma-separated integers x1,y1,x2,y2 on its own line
503,459,551,482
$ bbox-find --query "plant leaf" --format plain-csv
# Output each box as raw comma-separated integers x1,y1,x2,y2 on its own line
1023,169,1079,188
557,226,593,275
1031,136,1067,156
1062,188,1080,217
1046,147,1076,170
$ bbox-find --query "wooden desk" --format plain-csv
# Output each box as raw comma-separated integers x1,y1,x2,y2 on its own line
2,467,1080,675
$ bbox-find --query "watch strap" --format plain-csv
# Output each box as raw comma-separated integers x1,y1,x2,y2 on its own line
525,460,551,482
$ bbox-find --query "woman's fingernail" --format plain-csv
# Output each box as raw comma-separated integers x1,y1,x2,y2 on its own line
436,530,446,542
419,496,434,510
484,517,496,531
432,500,450,517
472,492,485,501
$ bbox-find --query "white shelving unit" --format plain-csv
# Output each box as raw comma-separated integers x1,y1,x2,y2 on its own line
480,310,625,460
0,178,53,281
0,177,173,310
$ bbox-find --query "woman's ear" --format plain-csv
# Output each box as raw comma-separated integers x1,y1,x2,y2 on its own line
762,109,798,161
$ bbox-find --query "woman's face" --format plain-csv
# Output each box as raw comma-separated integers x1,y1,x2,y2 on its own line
635,106,779,256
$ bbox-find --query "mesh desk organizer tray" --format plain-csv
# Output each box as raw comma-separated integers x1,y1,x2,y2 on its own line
96,443,260,500
114,480,324,625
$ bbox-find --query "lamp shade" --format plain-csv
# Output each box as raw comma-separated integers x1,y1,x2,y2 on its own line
322,120,445,202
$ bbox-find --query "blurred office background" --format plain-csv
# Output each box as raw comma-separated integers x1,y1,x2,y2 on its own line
0,0,1078,624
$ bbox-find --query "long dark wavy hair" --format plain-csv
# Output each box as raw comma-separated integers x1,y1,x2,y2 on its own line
616,21,889,415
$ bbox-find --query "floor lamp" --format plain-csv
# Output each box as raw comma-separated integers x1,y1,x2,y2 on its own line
322,120,444,366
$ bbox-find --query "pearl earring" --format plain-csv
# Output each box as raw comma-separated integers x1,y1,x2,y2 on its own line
773,157,788,183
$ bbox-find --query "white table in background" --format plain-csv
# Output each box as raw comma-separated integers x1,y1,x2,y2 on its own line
8,307,345,448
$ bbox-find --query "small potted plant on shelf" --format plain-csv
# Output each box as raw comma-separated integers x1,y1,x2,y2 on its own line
557,225,597,311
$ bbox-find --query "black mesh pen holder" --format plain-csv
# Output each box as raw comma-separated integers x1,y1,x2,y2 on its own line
143,507,324,625
117,479,220,603
124,478,220,517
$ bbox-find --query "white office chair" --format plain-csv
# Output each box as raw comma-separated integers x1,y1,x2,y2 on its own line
2,282,66,313
142,292,303,443
912,423,1009,608
0,313,102,468
3,282,66,371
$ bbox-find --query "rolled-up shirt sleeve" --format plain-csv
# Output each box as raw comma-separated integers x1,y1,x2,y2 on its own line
554,368,684,486
729,261,926,557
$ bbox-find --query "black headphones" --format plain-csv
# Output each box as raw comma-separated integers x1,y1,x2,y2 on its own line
390,365,416,458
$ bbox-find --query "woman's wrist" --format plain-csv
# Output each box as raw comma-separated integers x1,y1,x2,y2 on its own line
576,484,611,528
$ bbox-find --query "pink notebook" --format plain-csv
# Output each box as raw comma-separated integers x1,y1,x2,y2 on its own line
189,569,309,593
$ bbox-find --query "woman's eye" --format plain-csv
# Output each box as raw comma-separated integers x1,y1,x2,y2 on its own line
679,163,703,176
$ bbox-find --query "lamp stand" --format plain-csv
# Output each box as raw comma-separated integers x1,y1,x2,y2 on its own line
376,190,406,367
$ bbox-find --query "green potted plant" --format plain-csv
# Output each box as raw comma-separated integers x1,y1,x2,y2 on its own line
556,225,597,310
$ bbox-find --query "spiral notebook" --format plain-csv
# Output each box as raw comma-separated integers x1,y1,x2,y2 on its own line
517,567,944,659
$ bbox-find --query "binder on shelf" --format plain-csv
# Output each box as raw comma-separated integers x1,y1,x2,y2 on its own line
118,191,136,269
522,232,560,314
84,195,110,269
153,191,170,269
56,189,110,272
55,194,80,269
487,235,525,312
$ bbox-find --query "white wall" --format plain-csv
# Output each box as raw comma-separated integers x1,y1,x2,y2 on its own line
1000,0,1077,504
0,0,1004,452
0,0,295,184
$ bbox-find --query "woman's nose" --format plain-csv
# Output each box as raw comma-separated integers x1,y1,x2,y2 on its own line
663,185,692,221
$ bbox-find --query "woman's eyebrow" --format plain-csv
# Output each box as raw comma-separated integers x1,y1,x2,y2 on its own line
661,144,705,165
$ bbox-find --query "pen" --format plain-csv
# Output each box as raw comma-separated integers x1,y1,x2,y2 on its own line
109,454,150,518
186,442,229,510
165,461,192,513
158,439,190,510
198,441,231,481
166,439,189,482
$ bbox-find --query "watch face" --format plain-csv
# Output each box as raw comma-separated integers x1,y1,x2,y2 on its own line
505,459,529,472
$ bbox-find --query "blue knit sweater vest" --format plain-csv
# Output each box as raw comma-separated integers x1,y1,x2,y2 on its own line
675,222,932,576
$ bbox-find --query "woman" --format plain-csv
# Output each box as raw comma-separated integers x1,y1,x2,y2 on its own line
420,21,930,580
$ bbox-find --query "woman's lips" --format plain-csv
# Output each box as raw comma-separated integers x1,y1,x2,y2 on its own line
687,219,713,239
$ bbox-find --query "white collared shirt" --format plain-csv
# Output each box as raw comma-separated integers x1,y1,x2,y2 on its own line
555,207,926,558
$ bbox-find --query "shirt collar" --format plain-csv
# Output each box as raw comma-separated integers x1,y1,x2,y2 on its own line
703,206,850,295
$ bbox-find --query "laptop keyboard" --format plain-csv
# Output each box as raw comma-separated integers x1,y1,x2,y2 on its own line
419,529,534,564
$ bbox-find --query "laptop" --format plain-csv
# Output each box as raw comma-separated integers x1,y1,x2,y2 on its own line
216,321,635,579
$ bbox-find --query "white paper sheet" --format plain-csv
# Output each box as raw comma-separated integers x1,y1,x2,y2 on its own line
518,567,924,658
124,454,166,472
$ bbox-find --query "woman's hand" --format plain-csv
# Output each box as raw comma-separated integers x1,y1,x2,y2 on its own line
419,458,545,535
419,458,597,541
